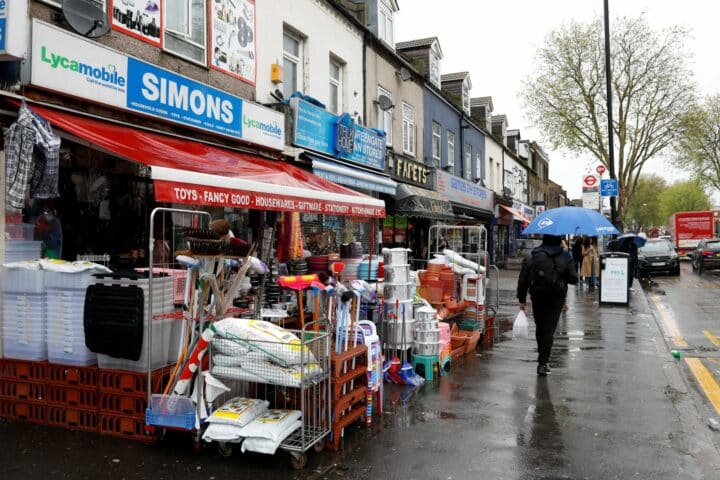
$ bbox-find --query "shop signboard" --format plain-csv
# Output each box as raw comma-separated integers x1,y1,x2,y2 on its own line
335,113,356,156
291,98,386,171
436,170,494,213
600,255,629,305
0,0,6,52
110,0,162,48
209,0,256,85
390,156,431,189
30,20,284,151
0,0,28,60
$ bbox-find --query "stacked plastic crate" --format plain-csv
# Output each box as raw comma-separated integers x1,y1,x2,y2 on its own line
0,360,48,425
46,363,99,432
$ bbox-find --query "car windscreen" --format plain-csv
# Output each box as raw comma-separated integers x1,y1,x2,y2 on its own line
639,241,672,254
704,240,720,251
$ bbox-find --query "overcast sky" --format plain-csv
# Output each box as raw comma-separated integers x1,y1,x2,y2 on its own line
396,0,720,200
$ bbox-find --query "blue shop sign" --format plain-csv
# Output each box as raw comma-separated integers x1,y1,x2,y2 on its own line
0,0,6,51
292,98,386,171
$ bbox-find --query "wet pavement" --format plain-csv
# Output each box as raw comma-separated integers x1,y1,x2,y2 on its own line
2,268,719,479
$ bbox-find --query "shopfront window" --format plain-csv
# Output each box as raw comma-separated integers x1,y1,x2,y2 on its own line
164,0,206,65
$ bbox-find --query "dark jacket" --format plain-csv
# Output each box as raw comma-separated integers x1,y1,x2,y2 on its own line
517,244,579,304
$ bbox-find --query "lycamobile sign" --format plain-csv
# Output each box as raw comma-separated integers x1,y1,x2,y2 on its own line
31,20,284,151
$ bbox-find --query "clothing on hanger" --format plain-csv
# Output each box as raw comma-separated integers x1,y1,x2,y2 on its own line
4,104,36,213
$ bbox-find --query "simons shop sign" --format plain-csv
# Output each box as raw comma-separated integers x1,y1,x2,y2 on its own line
436,169,494,212
291,97,386,171
30,20,284,150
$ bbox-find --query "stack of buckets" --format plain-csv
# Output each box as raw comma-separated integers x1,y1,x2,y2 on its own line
382,248,414,350
413,306,440,358
460,273,485,333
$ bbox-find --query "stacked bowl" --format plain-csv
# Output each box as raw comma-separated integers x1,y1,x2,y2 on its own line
382,248,414,350
413,305,440,357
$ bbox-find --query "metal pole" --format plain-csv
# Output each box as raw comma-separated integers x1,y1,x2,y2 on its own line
604,0,618,228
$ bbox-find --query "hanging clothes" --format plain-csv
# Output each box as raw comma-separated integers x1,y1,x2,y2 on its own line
30,112,62,199
4,104,36,213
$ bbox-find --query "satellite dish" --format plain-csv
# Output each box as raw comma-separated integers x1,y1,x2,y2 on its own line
376,94,394,112
398,67,412,82
63,0,110,38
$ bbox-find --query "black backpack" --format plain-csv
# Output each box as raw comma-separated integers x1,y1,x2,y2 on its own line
531,250,564,293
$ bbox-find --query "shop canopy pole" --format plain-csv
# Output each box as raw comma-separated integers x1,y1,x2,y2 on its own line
367,217,375,282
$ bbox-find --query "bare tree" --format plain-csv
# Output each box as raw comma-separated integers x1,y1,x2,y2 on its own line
675,94,720,194
522,15,696,225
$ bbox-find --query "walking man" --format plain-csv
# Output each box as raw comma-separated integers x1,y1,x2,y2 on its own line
517,234,579,376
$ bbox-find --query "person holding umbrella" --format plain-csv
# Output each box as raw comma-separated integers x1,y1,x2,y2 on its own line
517,234,579,376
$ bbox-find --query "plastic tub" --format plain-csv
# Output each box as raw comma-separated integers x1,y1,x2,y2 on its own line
383,264,410,283
2,267,45,294
413,341,440,356
5,223,35,240
96,318,173,372
45,272,96,290
382,282,415,301
3,338,48,361
146,394,196,430
414,329,440,343
386,319,415,345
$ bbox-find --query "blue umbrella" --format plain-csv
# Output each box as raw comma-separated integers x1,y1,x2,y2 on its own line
522,206,620,236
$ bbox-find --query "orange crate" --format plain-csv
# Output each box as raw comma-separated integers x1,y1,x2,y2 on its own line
98,366,172,397
0,360,47,382
0,380,46,403
46,364,98,389
99,392,147,417
47,384,98,409
0,400,47,424
99,413,154,442
47,406,98,433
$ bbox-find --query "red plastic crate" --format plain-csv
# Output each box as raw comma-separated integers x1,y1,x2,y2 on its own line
99,391,146,417
99,413,154,442
0,380,46,403
47,406,98,433
46,364,98,389
0,360,47,382
47,384,98,409
0,400,47,424
98,366,173,397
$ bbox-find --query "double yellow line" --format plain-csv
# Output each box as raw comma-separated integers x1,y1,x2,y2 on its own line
650,294,720,415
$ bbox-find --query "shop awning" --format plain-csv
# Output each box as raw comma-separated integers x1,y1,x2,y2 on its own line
499,204,531,225
29,105,385,218
392,183,455,220
304,153,397,195
450,203,494,222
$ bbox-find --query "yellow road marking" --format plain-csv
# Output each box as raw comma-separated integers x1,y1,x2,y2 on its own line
686,358,720,416
650,294,688,347
704,330,720,347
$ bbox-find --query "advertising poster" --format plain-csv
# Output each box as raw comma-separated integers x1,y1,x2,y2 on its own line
210,0,256,85
383,216,394,245
600,256,629,304
110,0,162,47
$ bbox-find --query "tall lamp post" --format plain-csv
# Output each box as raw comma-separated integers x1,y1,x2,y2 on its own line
604,0,618,229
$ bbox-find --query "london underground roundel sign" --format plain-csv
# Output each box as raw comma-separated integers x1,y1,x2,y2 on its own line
596,165,606,175
584,175,598,187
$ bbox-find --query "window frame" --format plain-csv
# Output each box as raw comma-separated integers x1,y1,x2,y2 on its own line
401,102,416,157
429,51,441,88
329,56,343,115
378,1,394,47
447,131,456,168
282,30,303,98
164,0,207,67
475,152,482,180
464,143,472,180
377,86,393,146
431,121,442,166
462,80,471,115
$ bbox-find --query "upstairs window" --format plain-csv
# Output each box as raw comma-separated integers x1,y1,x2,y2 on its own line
475,152,482,180
329,57,343,114
429,51,441,88
464,144,472,180
378,1,395,47
283,30,303,98
462,80,470,115
165,0,206,65
447,131,456,167
431,122,442,166
377,86,393,146
402,102,416,156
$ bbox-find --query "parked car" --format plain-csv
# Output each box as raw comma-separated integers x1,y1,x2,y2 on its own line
691,238,720,275
638,239,680,276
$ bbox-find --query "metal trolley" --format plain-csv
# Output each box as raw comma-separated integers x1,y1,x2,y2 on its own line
209,321,331,469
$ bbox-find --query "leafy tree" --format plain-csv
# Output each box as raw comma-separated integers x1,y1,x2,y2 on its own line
521,15,696,227
625,174,667,230
675,94,720,194
658,180,712,221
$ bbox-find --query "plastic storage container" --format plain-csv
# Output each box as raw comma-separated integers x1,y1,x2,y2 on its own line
146,394,196,430
5,241,42,263
47,287,97,366
96,318,173,372
2,293,47,361
2,266,45,294
5,223,35,240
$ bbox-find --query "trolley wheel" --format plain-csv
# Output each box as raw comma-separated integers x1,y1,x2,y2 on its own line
217,442,233,458
313,440,325,453
289,452,308,470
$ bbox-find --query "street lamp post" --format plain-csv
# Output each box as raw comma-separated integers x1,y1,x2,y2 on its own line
604,0,618,230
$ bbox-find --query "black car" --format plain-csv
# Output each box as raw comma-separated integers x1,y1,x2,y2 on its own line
638,239,680,276
691,238,720,275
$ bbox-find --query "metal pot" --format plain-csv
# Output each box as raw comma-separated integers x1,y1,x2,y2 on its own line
382,248,410,266
414,329,440,343
415,306,437,323
413,341,440,356
384,264,410,283
384,299,413,323
386,319,415,344
415,320,438,332
383,282,414,301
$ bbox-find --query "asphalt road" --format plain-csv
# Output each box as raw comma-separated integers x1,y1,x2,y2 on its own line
2,268,720,479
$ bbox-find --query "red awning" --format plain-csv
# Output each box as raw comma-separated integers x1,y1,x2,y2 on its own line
499,204,530,226
29,105,385,218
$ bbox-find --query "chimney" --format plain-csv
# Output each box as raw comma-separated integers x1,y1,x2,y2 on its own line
471,97,493,131
491,114,508,146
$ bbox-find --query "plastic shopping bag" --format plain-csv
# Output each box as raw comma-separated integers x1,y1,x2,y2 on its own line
513,310,529,341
